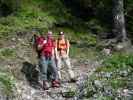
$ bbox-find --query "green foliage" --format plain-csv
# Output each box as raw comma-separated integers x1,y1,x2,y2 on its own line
0,0,58,38
62,89,76,98
125,0,133,39
0,48,16,59
109,79,127,89
70,45,81,58
83,35,97,46
70,45,97,59
95,96,113,100
85,53,133,99
87,19,109,34
0,0,19,11
62,92,75,98
0,0,111,40
96,53,133,75
0,72,15,96
103,53,133,68
0,0,133,40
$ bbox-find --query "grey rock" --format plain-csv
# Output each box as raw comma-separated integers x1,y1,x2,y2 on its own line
94,80,103,89
0,90,7,100
104,86,114,96
104,72,112,78
119,70,128,77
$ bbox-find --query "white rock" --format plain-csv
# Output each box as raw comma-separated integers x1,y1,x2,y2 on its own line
18,38,22,41
31,89,36,95
26,95,31,100
103,48,111,55
12,38,16,41
123,89,128,93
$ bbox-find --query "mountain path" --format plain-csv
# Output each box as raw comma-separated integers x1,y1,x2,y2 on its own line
0,33,100,100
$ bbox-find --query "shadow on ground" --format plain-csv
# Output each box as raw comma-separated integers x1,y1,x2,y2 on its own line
21,61,41,89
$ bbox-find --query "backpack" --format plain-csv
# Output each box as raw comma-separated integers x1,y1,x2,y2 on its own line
32,35,45,58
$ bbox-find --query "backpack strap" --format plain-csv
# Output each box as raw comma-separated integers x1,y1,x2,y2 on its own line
31,35,41,58
57,38,60,49
65,39,68,48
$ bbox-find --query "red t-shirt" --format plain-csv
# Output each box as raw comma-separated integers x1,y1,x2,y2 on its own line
37,37,55,57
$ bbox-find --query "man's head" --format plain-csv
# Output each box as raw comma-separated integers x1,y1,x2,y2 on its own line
59,31,65,39
47,31,53,39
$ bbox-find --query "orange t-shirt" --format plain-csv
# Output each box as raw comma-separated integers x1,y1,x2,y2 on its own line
56,39,70,56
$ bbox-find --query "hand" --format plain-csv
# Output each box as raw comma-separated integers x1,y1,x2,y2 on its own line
66,54,69,57
38,45,43,50
56,55,59,60
43,40,47,44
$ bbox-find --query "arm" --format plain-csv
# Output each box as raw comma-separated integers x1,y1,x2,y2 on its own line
37,44,43,50
66,40,70,57
37,39,47,50
55,40,59,59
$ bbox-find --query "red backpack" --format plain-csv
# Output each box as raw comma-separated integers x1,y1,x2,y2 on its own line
32,35,45,58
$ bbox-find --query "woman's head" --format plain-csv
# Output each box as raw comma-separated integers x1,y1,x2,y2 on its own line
59,31,65,39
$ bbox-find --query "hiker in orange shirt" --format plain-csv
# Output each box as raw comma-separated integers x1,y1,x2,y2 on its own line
55,32,76,82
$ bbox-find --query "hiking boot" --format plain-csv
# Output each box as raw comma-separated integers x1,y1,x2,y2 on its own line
52,80,60,88
43,81,49,90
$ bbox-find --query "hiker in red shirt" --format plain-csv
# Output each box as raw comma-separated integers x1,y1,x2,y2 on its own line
37,31,60,90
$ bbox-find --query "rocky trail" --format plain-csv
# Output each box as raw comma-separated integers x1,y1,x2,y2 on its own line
0,33,100,100
14,59,100,100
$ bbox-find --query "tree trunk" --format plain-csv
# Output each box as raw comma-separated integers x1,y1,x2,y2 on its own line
112,0,127,42
14,0,21,11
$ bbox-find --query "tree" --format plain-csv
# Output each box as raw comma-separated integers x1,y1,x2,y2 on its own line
0,0,21,16
112,0,127,42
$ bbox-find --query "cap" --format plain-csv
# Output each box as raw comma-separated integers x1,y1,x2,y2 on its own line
59,31,64,35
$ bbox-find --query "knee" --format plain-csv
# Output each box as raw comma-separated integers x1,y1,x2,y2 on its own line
58,68,61,71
